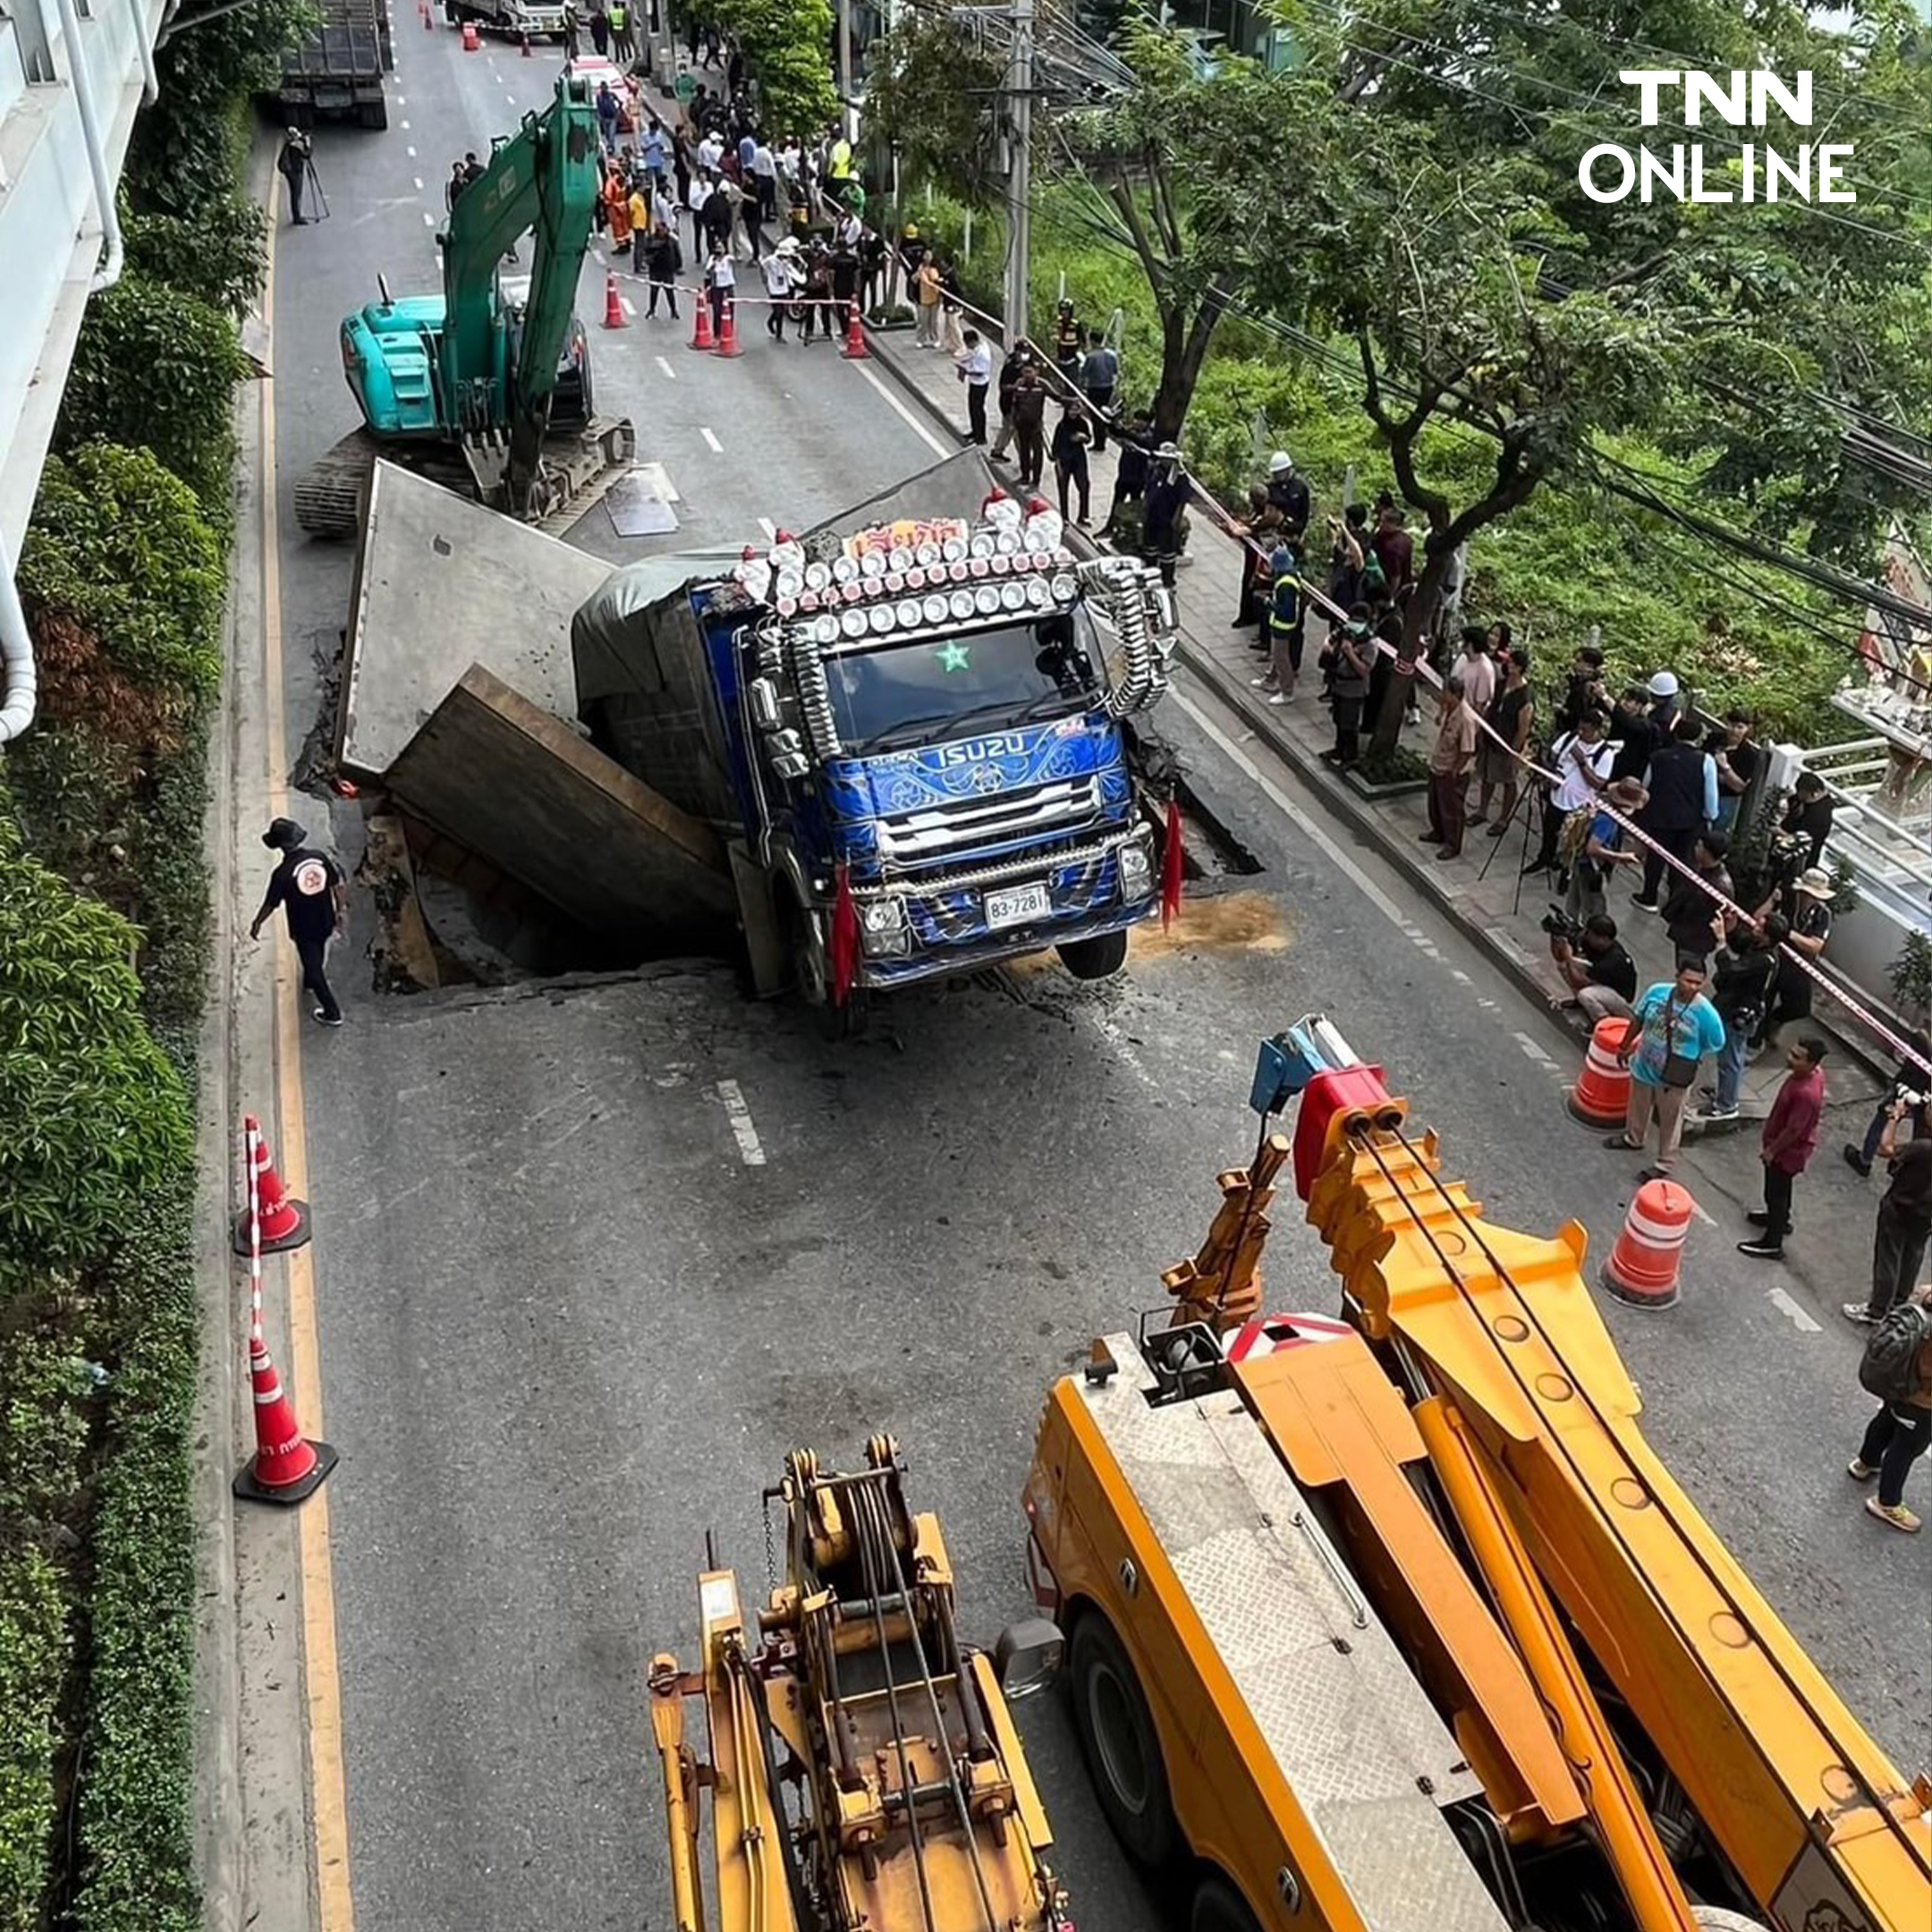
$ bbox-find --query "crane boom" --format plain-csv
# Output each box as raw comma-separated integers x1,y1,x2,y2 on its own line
1282,1019,1929,1927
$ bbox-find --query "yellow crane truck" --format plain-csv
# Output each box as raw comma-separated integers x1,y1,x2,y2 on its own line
650,1437,1069,1932
1023,1018,1930,1932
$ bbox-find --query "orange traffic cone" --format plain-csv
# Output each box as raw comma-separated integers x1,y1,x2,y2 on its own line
1601,1176,1694,1310
689,293,715,351
839,298,869,359
233,1316,338,1504
714,294,743,358
1566,1016,1638,1127
233,1115,310,1257
602,273,627,328
461,19,479,48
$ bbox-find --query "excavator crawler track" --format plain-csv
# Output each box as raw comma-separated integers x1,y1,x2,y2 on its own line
293,429,383,540
295,419,638,540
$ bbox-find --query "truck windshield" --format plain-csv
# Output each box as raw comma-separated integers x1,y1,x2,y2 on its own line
825,615,1101,751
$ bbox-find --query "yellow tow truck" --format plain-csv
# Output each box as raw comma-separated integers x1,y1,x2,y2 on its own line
1024,1018,1930,1932
651,1020,1929,1932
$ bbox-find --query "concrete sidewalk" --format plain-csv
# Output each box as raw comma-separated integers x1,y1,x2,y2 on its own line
863,320,1884,1125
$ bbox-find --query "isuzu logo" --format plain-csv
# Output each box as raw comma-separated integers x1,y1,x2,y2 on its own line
938,733,1028,767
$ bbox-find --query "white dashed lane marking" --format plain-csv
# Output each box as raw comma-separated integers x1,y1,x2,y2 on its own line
656,355,676,379
406,144,417,157
1767,1286,1822,1333
1513,1030,1556,1066
422,211,435,225
699,426,723,453
757,516,776,539
715,1080,766,1165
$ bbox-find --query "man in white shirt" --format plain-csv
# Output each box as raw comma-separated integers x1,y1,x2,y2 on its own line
1526,708,1614,880
760,242,796,340
750,139,777,223
705,242,736,339
956,328,993,445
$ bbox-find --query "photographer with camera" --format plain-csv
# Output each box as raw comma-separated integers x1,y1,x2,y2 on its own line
1756,866,1833,1051
1783,772,1835,870
1844,1030,1932,1178
1546,910,1637,1024
1698,913,1787,1122
1525,708,1613,882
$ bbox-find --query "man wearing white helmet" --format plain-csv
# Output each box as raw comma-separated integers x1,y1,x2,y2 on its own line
1265,450,1311,545
1646,667,1682,734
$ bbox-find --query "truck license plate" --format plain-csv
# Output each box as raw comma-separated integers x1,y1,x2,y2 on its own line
985,882,1051,931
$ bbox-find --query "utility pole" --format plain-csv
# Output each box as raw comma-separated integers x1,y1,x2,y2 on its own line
1002,0,1032,351
836,0,854,120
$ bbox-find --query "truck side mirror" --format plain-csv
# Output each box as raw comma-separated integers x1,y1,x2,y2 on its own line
993,1617,1063,1699
748,677,782,733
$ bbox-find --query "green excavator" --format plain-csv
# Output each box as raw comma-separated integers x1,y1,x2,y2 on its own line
294,73,635,538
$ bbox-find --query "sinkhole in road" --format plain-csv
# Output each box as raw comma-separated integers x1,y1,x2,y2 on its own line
354,788,1265,996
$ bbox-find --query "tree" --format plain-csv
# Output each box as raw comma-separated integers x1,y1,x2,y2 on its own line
1270,135,1677,750
1313,0,1932,571
712,0,839,135
869,18,1327,437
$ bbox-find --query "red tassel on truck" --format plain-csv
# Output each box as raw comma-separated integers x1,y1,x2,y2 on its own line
1160,798,1184,932
830,865,860,1004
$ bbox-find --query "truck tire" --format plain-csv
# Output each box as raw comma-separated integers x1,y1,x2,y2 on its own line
778,889,867,1041
1068,1614,1178,1869
1056,928,1130,980
1191,1878,1263,1932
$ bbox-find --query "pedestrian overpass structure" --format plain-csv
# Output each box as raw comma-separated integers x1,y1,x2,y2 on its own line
0,0,165,739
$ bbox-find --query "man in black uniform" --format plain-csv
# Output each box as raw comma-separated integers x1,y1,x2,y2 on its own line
250,818,347,1026
278,126,313,225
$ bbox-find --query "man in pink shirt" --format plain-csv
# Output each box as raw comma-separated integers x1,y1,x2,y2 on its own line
1739,1036,1828,1259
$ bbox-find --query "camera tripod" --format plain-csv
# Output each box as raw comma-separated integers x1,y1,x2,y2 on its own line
303,155,331,221
1473,765,1543,916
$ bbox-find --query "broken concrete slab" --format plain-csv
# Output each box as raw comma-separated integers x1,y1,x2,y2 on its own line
337,460,614,780
384,665,738,953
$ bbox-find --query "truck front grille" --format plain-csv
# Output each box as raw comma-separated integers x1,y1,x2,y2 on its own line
876,776,1103,867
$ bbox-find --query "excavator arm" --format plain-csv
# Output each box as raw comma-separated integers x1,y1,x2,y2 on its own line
438,74,601,506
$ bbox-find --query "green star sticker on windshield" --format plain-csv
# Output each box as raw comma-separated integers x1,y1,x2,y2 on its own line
936,641,971,674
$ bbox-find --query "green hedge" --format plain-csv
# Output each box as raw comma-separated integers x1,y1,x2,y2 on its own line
59,279,249,532
0,833,193,1274
72,1177,201,1932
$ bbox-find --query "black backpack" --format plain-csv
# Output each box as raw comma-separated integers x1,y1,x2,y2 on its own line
1858,1302,1932,1402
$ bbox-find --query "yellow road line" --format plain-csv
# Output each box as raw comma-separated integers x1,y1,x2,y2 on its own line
260,168,357,1932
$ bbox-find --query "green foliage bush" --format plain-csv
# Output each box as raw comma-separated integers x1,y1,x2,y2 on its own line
123,191,267,321
59,278,248,527
713,0,838,134
0,828,193,1275
0,1544,70,1932
19,445,225,705
72,1181,201,1932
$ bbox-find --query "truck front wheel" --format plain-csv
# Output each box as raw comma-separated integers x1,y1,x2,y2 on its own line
780,890,866,1041
1056,928,1130,980
1068,1614,1178,1868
